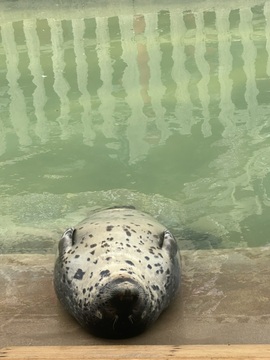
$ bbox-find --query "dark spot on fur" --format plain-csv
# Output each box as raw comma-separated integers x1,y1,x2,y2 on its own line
89,234,93,238
126,230,132,236
75,254,80,259
125,260,135,266
101,243,110,248
90,250,95,255
74,268,85,280
100,270,111,278
147,264,152,269
106,225,114,231
151,285,160,291
90,243,97,248
145,256,150,260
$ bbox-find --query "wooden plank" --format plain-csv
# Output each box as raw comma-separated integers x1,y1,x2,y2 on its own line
1,345,270,360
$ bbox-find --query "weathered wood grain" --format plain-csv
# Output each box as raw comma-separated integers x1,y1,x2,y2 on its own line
1,345,270,360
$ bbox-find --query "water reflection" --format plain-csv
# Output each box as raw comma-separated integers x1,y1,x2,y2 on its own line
24,19,49,144
0,4,268,158
0,1,270,248
72,18,95,146
48,18,71,140
1,22,31,147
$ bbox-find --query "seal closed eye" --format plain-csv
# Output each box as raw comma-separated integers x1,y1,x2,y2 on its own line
54,206,181,338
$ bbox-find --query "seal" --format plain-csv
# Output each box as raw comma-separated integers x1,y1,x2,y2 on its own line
54,206,181,338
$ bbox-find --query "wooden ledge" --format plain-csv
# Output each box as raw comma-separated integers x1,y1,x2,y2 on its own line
1,345,270,360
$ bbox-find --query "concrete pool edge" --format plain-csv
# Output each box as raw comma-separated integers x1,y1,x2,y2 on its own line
1,247,270,346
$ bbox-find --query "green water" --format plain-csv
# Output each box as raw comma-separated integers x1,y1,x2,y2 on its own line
0,1,270,252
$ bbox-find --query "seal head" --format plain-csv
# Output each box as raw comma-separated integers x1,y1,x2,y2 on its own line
54,206,181,338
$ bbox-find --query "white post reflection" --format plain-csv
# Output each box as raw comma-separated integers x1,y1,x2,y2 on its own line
144,12,170,144
194,11,211,137
119,15,149,164
48,18,71,140
72,18,95,146
0,120,7,157
96,16,116,141
170,11,192,135
23,19,49,144
239,7,259,131
1,22,32,148
264,2,270,77
216,8,235,137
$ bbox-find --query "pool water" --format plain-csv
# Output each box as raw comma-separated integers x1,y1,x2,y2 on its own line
0,0,270,252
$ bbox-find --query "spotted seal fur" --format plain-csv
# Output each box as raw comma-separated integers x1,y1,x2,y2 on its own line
54,206,181,338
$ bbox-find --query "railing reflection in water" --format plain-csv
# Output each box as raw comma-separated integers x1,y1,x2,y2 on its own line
0,3,269,164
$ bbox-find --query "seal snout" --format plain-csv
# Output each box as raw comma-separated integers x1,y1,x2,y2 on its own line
96,278,148,338
110,281,140,310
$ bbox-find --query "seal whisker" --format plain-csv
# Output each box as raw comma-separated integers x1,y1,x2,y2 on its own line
128,314,134,324
113,315,119,332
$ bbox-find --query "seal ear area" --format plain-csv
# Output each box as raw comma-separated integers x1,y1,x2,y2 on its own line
58,228,76,256
158,230,178,259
